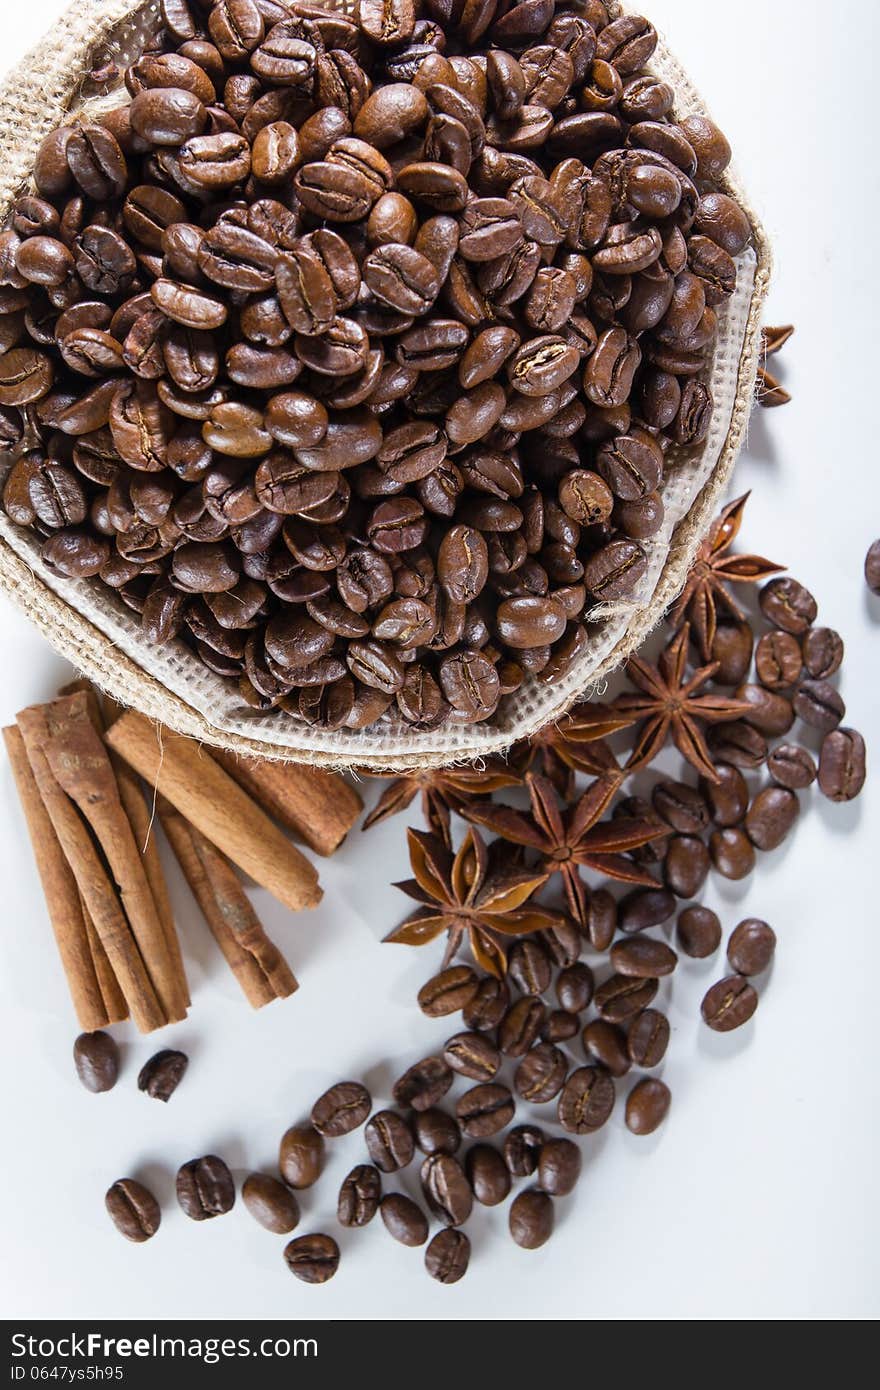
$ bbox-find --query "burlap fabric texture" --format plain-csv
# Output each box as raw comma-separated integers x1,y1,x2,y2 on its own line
0,0,771,770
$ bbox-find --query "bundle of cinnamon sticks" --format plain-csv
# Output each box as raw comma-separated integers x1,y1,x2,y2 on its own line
4,688,362,1032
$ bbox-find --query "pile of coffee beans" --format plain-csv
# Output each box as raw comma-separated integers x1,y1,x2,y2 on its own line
0,0,748,732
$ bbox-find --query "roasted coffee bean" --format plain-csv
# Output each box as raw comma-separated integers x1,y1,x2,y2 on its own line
700,762,748,826
711,620,753,685
709,826,756,880
801,627,843,680
594,973,658,1023
652,780,710,835
137,1048,187,1102
736,683,795,738
425,1227,470,1283
413,1108,461,1156
756,630,802,690
708,721,768,770
418,965,479,1017
793,678,845,734
581,1019,629,1077
625,1078,670,1135
242,1173,300,1234
677,905,722,959
555,962,594,1013
745,786,799,851
767,743,817,790
421,1152,473,1227
504,1125,545,1179
365,1110,415,1173
499,996,546,1057
583,538,646,599
176,1155,235,1220
627,1008,670,1067
311,1080,371,1138
279,1124,325,1189
73,1031,119,1093
105,1178,161,1243
509,1187,554,1250
585,887,617,951
507,937,553,995
514,1043,567,1103
818,727,866,802
392,1055,453,1111
619,887,677,933
865,540,880,595
611,937,677,978
456,1082,515,1138
727,918,776,976
381,1192,429,1247
443,1031,501,1081
557,1065,615,1134
664,834,710,898
759,577,817,634
466,1142,511,1206
338,1164,382,1227
283,1233,340,1284
701,975,758,1031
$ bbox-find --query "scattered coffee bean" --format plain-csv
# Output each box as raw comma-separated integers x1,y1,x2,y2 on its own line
611,937,677,978
625,1078,671,1135
557,1065,615,1134
137,1048,187,1102
555,962,594,1013
413,1108,461,1156
504,1125,545,1179
421,1152,473,1227
755,630,802,690
311,1081,371,1138
283,1233,340,1284
365,1110,415,1173
745,786,799,851
466,1142,511,1206
864,540,880,595
176,1154,235,1220
242,1173,300,1234
759,577,817,634
443,1031,501,1081
701,975,758,1031
105,1178,161,1243
509,1188,554,1249
392,1056,453,1111
418,966,479,1017
709,827,756,880
818,727,867,802
73,1031,119,1093
767,743,817,790
793,678,845,734
536,1137,581,1197
425,1227,470,1283
581,1018,631,1077
727,919,776,976
380,1192,429,1247
801,627,843,680
337,1164,382,1228
676,905,722,959
627,1008,670,1067
279,1124,325,1189
456,1082,515,1138
701,762,748,825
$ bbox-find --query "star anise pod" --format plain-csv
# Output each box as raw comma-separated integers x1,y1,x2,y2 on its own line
461,772,664,929
386,826,560,977
609,624,752,783
667,492,784,659
757,323,794,405
361,760,521,846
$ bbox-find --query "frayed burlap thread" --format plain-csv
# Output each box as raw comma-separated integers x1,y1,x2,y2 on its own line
0,0,771,770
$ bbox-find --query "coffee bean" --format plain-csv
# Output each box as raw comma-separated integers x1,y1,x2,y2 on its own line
793,678,845,734
503,1125,545,1179
677,905,721,959
176,1155,235,1220
393,1056,453,1111
465,1143,511,1206
73,1031,119,1093
619,887,677,933
338,1164,383,1229
736,683,795,737
421,1152,473,1226
418,966,479,1017
767,743,817,790
625,1078,670,1135
652,780,711,835
242,1173,300,1234
627,1008,670,1067
413,1108,461,1156
759,577,817,634
557,1065,615,1134
514,1043,567,1103
279,1124,325,1189
756,630,802,690
311,1081,371,1138
708,721,768,770
611,937,677,978
664,834,710,898
456,1082,515,1138
499,996,546,1057
283,1233,340,1284
555,962,594,1013
380,1192,429,1246
509,1188,554,1249
726,918,776,977
105,1178,161,1242
443,1031,500,1081
711,620,753,685
701,762,748,825
585,887,617,950
818,727,867,802
425,1227,470,1283
865,540,880,595
506,937,554,995
801,627,843,680
709,826,756,879
137,1048,187,1102
745,786,799,851
365,1110,415,1172
701,975,758,1031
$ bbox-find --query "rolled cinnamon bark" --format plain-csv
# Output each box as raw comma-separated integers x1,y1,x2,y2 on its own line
38,694,188,1025
213,750,362,857
3,725,109,1032
106,712,322,913
15,707,165,1034
81,900,129,1026
158,799,295,1008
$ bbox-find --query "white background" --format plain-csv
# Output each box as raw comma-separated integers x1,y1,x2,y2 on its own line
1,0,878,1323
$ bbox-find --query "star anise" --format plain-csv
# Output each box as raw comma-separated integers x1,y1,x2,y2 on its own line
386,826,561,977
756,324,793,407
461,772,664,929
361,760,520,846
667,492,784,659
607,623,752,783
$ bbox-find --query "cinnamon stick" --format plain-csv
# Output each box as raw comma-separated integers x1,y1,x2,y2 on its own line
81,900,128,1025
71,684,190,1012
105,712,322,913
213,749,362,857
15,707,165,1034
158,799,294,1008
3,725,108,1032
37,693,188,1025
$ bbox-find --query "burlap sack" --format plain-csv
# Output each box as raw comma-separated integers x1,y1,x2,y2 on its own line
0,0,771,770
